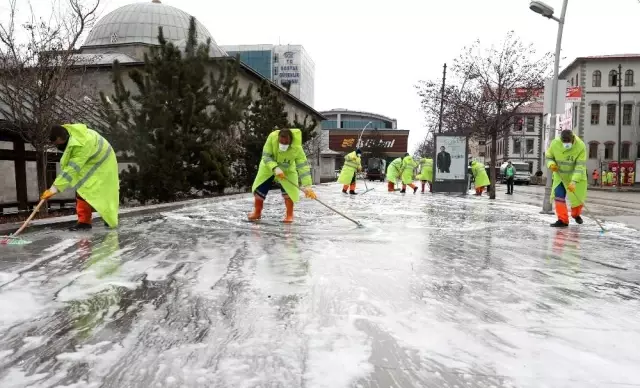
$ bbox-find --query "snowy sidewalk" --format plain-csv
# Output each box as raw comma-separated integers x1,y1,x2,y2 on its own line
1,181,639,387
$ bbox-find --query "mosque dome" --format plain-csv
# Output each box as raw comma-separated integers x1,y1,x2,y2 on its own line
82,0,227,57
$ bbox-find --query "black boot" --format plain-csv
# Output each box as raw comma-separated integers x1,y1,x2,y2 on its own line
550,220,569,228
400,189,406,193
69,222,92,231
413,187,418,194
349,190,357,195
342,189,348,194
573,215,583,224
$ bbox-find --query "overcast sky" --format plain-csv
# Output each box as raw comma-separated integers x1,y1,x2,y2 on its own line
5,0,640,151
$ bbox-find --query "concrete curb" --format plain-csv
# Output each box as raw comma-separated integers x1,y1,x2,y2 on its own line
0,193,250,235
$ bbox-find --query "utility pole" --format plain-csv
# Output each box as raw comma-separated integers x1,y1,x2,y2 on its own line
438,63,447,133
617,63,623,189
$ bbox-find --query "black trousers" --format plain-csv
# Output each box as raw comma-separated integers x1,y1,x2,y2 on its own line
506,177,514,193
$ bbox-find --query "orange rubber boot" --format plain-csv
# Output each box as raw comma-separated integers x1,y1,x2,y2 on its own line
76,197,93,225
349,182,356,192
342,185,349,193
387,182,395,192
283,197,294,223
555,199,569,224
247,197,264,221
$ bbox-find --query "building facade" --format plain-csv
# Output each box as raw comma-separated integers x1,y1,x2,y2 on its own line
559,55,640,176
487,102,545,173
221,44,315,107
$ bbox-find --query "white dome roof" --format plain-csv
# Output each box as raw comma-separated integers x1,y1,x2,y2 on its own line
82,1,226,57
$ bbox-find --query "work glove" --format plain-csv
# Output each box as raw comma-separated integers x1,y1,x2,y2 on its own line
40,186,58,200
357,166,362,172
302,186,317,200
549,164,559,172
567,181,576,192
273,167,285,181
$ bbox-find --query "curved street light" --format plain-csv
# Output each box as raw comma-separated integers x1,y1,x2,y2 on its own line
530,0,569,214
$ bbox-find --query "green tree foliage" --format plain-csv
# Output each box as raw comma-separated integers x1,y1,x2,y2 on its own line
100,17,252,204
241,81,317,187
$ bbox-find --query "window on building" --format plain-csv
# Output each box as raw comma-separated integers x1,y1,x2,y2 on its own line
514,117,523,131
570,77,574,86
591,104,600,124
604,143,614,159
625,70,634,86
526,139,534,154
637,143,640,159
609,70,618,86
526,117,535,132
588,142,598,159
513,138,522,155
592,70,602,87
623,104,633,125
622,142,631,159
607,104,616,125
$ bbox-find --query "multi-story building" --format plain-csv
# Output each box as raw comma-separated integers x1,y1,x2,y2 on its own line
487,102,545,173
559,54,640,175
320,109,409,179
221,44,315,106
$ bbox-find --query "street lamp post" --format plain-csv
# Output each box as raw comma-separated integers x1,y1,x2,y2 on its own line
530,0,569,214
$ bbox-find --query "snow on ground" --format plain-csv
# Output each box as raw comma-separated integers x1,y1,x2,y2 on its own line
0,181,639,388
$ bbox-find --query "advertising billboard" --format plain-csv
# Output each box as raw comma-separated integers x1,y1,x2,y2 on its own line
434,135,467,181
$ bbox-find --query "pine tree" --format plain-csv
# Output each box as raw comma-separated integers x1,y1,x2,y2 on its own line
100,17,252,204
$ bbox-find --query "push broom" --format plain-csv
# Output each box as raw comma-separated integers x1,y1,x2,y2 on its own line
0,199,45,245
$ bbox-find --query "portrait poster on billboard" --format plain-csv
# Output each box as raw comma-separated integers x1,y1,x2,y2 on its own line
435,136,467,181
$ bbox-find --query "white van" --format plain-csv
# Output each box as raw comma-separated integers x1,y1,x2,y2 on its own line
500,161,531,185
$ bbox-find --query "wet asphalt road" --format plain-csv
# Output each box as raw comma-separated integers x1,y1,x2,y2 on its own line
1,181,640,388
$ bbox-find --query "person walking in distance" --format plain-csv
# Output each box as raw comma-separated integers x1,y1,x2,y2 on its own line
437,146,451,173
505,161,515,195
545,129,588,228
592,169,599,186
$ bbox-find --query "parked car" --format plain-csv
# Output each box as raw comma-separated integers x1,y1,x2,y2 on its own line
500,161,531,185
366,158,386,181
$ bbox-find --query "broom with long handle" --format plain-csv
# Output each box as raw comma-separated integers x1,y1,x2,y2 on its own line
0,199,46,245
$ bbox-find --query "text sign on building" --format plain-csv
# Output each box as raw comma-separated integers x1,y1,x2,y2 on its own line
279,51,300,84
328,133,408,154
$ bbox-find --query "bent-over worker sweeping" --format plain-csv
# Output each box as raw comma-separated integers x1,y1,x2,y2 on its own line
42,124,120,230
470,160,490,196
386,157,403,192
400,152,418,194
337,148,362,195
248,128,317,223
416,157,433,193
545,129,587,228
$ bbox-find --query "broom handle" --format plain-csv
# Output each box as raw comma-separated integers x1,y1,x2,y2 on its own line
281,176,362,226
13,199,46,237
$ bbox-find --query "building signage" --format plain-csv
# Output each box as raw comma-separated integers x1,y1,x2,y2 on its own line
328,133,408,154
278,51,300,84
